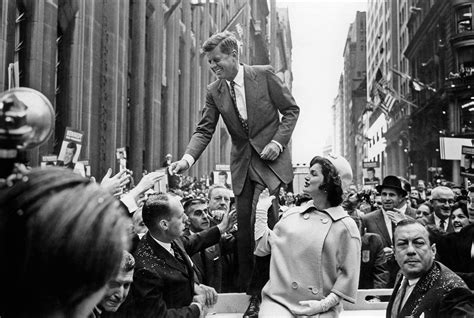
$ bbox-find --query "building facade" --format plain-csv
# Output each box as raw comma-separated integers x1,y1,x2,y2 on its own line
405,0,474,185
0,0,293,182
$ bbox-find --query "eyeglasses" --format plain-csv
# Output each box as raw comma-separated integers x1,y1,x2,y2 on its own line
433,198,455,204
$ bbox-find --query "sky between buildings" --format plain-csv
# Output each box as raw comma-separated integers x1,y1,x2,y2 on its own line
276,0,368,165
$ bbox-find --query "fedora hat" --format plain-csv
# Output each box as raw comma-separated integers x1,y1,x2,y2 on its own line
376,175,407,196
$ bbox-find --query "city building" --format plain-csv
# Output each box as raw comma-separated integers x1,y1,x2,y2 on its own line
0,0,293,182
405,0,474,185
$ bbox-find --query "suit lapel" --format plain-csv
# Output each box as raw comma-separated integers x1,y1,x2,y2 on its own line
243,64,258,134
399,263,439,316
146,234,190,276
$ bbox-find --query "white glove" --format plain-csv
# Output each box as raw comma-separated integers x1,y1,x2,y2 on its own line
254,190,274,241
292,293,340,316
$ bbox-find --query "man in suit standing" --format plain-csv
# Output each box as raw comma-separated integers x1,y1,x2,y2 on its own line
169,31,299,317
420,186,455,233
361,175,413,287
387,219,473,317
128,193,233,318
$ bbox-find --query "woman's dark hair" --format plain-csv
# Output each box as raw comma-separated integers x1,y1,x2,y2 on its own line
451,201,468,218
309,156,344,207
0,167,129,317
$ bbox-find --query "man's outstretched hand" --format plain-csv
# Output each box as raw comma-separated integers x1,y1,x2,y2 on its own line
169,159,190,175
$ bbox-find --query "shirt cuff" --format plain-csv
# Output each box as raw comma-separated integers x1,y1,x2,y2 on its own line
120,193,139,214
271,140,283,152
182,154,195,168
190,302,203,316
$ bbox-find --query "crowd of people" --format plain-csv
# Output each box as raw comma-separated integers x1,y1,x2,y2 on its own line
1,30,474,318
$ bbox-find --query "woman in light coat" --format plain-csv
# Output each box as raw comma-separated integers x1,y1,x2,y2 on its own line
255,155,361,317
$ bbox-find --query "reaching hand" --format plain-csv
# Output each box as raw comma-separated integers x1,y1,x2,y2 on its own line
194,283,218,307
217,209,237,233
169,159,189,175
256,189,275,212
134,170,166,194
260,142,280,161
100,169,130,195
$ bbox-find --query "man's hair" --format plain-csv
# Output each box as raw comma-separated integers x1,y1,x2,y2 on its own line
367,167,375,173
66,141,77,151
218,171,228,178
202,31,239,54
431,186,454,199
0,167,128,316
183,197,207,215
394,218,431,245
208,184,229,199
142,193,173,232
121,251,135,273
309,156,344,207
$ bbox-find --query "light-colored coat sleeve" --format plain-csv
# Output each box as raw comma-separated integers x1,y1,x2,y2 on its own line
254,228,273,257
330,217,361,303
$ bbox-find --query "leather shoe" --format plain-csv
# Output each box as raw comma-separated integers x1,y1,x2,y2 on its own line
243,295,260,318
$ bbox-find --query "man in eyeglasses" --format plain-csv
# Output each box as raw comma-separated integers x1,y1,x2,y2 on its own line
420,186,455,233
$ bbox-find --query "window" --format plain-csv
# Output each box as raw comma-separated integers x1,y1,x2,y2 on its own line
456,5,472,33
460,98,474,134
458,46,474,69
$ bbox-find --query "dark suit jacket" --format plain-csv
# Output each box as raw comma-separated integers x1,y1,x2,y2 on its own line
183,228,222,292
359,233,389,289
126,227,221,318
361,209,399,287
386,262,470,318
185,64,299,195
429,224,474,289
420,213,454,233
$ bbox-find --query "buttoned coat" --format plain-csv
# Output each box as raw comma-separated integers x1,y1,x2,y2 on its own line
386,261,469,318
255,202,361,316
184,64,299,196
125,227,220,318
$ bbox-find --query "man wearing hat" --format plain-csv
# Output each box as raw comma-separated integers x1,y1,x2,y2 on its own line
361,175,412,287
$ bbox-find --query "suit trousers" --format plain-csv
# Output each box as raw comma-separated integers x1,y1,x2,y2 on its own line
235,151,281,294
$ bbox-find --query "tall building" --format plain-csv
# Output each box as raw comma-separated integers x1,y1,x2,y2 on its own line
0,0,292,182
341,11,366,184
365,0,400,178
405,0,474,184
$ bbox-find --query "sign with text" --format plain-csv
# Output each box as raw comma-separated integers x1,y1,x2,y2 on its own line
461,146,474,178
362,161,381,186
57,127,84,169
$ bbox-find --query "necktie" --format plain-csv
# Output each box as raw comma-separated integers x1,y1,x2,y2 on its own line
229,81,249,133
171,242,201,283
391,278,408,317
171,242,186,265
439,219,446,231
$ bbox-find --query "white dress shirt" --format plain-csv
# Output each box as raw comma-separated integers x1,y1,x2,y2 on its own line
226,64,247,120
